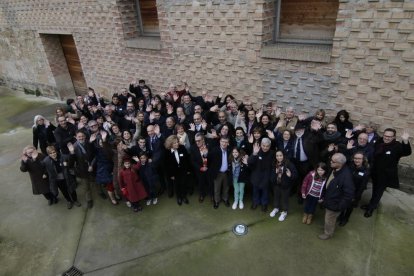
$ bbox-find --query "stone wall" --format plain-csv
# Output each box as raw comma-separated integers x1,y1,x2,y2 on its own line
0,0,413,138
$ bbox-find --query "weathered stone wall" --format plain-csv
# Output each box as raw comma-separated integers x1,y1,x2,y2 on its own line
0,0,413,138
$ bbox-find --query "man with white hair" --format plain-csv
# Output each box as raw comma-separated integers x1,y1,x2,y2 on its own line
275,106,298,133
318,153,354,240
248,137,274,212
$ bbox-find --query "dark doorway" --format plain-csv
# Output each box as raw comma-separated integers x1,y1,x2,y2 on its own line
59,35,88,96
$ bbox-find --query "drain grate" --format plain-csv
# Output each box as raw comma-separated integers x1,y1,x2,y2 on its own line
62,266,83,276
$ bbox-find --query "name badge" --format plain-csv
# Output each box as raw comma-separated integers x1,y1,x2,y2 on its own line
179,154,183,157
358,172,364,176
386,151,391,155
259,156,262,160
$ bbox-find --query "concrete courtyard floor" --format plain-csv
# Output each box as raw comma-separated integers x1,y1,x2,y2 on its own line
0,88,413,276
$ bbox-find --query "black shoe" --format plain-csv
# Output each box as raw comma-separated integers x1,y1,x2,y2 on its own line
53,197,59,204
67,202,73,209
251,204,257,210
183,198,189,204
177,198,182,206
360,205,369,210
48,199,53,206
213,202,219,209
74,201,82,207
87,200,94,209
261,205,268,212
338,220,348,227
364,209,374,218
224,200,230,207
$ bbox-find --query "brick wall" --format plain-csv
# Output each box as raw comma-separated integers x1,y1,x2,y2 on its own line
0,0,413,138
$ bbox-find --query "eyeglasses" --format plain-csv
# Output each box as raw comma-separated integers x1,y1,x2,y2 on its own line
384,135,394,138
89,124,98,127
195,139,202,143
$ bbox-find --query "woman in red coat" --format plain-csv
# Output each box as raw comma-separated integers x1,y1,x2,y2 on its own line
119,158,148,212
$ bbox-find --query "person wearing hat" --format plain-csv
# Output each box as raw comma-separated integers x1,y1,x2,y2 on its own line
291,120,324,203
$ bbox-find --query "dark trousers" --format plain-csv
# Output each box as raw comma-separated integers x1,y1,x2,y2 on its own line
304,195,319,214
42,192,54,201
273,185,290,211
175,174,188,200
253,185,269,206
56,179,76,202
368,183,387,210
196,171,211,197
292,160,311,196
339,207,353,223
213,172,229,203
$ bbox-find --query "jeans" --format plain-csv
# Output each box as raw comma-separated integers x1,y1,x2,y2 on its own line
253,185,269,206
304,195,319,214
233,179,245,202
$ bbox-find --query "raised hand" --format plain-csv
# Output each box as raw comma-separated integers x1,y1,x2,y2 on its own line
67,142,75,153
310,120,322,131
401,130,410,142
248,133,254,143
347,140,355,150
286,168,292,177
253,142,260,155
298,114,307,121
201,120,207,130
189,123,196,132
21,154,28,162
345,129,354,139
132,156,139,162
328,143,335,152
67,117,75,125
100,130,107,141
266,129,275,140
242,155,248,165
89,133,97,143
154,124,160,135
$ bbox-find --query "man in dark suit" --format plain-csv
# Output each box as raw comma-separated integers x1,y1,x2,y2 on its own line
68,130,95,208
362,129,411,217
190,133,212,203
146,124,167,196
208,137,231,209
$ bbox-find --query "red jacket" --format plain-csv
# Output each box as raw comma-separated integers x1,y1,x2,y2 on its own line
301,171,326,199
119,163,147,202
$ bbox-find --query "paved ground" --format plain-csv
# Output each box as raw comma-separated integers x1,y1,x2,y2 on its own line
0,88,413,276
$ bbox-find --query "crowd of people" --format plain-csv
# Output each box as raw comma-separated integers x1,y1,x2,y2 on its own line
20,80,412,240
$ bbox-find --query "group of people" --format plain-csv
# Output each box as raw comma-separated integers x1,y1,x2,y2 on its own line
21,80,412,240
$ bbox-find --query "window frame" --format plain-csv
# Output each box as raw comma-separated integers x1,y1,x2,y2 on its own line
135,0,160,37
273,0,336,45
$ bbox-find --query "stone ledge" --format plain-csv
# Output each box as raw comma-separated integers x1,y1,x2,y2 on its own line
260,43,332,63
125,36,161,50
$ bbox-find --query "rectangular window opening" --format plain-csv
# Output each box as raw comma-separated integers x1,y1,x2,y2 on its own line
136,0,160,36
274,0,339,45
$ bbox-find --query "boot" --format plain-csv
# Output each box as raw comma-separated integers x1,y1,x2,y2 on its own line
306,214,313,225
302,213,308,224
108,191,118,205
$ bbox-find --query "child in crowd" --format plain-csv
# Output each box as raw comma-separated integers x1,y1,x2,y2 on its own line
301,162,328,224
229,147,249,210
119,158,147,212
138,153,158,206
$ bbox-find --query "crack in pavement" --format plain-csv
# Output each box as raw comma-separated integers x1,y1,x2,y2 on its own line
81,217,268,274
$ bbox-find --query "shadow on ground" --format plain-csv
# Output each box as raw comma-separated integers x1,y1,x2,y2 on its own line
0,88,413,276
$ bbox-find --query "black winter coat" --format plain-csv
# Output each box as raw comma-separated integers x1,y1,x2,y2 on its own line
372,139,411,188
322,166,355,212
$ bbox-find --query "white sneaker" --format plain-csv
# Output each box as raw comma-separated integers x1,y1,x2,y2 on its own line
239,201,244,209
126,201,131,208
152,198,158,205
146,200,152,206
270,208,279,217
232,201,238,210
278,211,288,221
